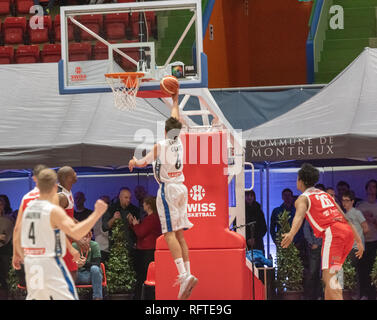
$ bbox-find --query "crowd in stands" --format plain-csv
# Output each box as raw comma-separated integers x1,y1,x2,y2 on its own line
245,179,377,300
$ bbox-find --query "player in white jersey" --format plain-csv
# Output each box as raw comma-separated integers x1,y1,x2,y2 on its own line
12,164,48,272
128,92,197,300
12,165,80,286
14,168,107,300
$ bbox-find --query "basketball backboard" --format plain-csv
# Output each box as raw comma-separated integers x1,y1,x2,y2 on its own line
58,0,207,95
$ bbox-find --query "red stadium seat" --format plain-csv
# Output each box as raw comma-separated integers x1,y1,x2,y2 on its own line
54,14,74,42
0,0,12,15
0,46,14,64
93,41,108,60
15,0,33,14
4,16,27,45
140,261,155,299
28,15,52,44
104,13,128,40
41,43,61,62
77,14,103,41
15,44,39,63
68,42,92,61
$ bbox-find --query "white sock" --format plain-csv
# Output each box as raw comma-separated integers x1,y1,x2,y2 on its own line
184,261,191,275
174,258,186,276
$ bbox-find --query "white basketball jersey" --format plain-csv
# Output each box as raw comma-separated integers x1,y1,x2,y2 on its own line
153,137,184,184
58,184,74,219
21,200,67,258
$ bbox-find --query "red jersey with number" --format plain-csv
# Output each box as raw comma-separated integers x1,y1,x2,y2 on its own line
21,187,40,212
302,187,347,238
57,184,77,271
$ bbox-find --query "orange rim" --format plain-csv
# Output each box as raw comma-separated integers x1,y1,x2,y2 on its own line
105,72,145,87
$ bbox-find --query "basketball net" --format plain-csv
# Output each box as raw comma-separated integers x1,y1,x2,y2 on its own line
105,72,144,111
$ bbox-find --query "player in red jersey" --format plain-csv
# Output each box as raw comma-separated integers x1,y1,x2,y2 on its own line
57,166,79,281
281,163,364,300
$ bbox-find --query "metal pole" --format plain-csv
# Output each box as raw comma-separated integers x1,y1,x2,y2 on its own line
69,17,138,66
138,0,145,68
266,163,270,258
163,13,197,67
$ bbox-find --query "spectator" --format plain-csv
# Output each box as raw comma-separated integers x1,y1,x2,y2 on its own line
72,231,103,300
32,0,66,16
128,196,162,300
100,195,110,205
270,188,304,245
134,185,148,220
270,188,306,267
93,195,110,262
303,220,322,300
356,179,377,300
244,190,267,254
349,190,362,207
342,191,369,300
74,191,93,222
0,195,12,216
102,187,139,270
0,197,14,299
325,187,336,200
336,181,350,211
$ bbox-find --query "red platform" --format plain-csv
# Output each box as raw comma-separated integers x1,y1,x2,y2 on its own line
154,131,265,300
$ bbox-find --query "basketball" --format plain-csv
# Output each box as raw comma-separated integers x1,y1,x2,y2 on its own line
160,75,179,96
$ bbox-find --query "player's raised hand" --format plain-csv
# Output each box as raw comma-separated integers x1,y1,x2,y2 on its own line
94,199,108,216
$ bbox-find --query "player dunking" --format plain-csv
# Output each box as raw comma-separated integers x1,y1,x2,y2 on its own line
14,168,108,300
281,163,364,300
128,92,198,300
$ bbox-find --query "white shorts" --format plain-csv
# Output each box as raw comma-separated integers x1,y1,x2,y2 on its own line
24,256,78,300
156,182,193,234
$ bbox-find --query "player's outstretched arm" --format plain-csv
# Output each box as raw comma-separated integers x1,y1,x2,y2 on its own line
129,143,160,172
51,199,108,241
281,196,307,248
171,92,179,120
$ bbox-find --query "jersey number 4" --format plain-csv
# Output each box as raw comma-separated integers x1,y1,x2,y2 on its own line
28,222,36,245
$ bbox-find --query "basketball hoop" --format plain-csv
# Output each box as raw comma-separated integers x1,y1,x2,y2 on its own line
105,72,145,111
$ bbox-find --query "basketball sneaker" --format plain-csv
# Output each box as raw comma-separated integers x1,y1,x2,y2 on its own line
175,273,198,300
